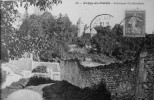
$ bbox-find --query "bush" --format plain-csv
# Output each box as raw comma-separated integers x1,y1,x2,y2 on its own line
42,80,112,100
25,76,56,87
32,65,47,73
42,81,81,99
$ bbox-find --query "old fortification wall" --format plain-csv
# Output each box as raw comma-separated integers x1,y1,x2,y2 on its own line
60,46,154,99
60,59,137,98
137,49,154,100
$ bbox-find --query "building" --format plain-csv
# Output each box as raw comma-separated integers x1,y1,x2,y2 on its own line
32,62,61,80
8,52,61,80
9,52,33,71
77,17,97,37
77,17,84,37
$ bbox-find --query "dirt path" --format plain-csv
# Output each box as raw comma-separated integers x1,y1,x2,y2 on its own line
26,83,54,95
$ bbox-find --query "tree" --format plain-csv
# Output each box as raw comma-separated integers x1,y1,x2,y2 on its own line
55,14,78,44
12,12,77,61
1,0,62,62
91,25,143,61
1,1,19,61
91,26,118,56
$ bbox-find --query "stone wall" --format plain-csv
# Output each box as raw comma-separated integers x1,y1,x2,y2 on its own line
137,48,154,100
60,59,137,98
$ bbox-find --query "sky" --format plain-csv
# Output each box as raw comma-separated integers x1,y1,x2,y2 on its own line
17,0,154,34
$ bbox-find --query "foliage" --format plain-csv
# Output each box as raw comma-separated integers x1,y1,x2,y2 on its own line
6,12,77,61
1,1,19,61
91,26,120,57
26,76,56,87
75,33,91,48
1,0,62,62
64,52,115,64
91,25,144,61
32,65,47,73
42,80,112,100
20,0,62,11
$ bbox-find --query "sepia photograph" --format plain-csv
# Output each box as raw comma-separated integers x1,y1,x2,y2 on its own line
0,0,154,100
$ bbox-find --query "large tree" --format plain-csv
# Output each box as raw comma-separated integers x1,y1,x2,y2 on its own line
1,0,62,62
91,25,144,61
11,12,77,61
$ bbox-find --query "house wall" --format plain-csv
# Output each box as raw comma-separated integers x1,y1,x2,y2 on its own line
4,63,23,76
8,57,61,80
9,58,32,71
32,61,61,80
32,62,59,71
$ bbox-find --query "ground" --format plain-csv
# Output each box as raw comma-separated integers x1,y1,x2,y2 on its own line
26,83,54,95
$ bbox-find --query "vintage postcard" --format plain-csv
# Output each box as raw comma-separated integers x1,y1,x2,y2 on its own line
1,0,154,100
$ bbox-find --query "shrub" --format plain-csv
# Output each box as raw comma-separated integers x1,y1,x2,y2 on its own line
32,65,47,73
25,76,56,87
42,80,81,99
42,80,112,100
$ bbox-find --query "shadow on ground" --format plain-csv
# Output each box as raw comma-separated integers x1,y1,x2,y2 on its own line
42,80,112,100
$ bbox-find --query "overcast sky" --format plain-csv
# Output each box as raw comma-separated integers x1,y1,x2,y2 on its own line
18,0,154,34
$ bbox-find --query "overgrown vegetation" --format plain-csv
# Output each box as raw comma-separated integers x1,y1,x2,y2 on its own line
26,76,56,87
16,12,78,61
1,0,151,63
1,0,63,62
91,25,144,61
42,80,112,100
32,65,47,73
